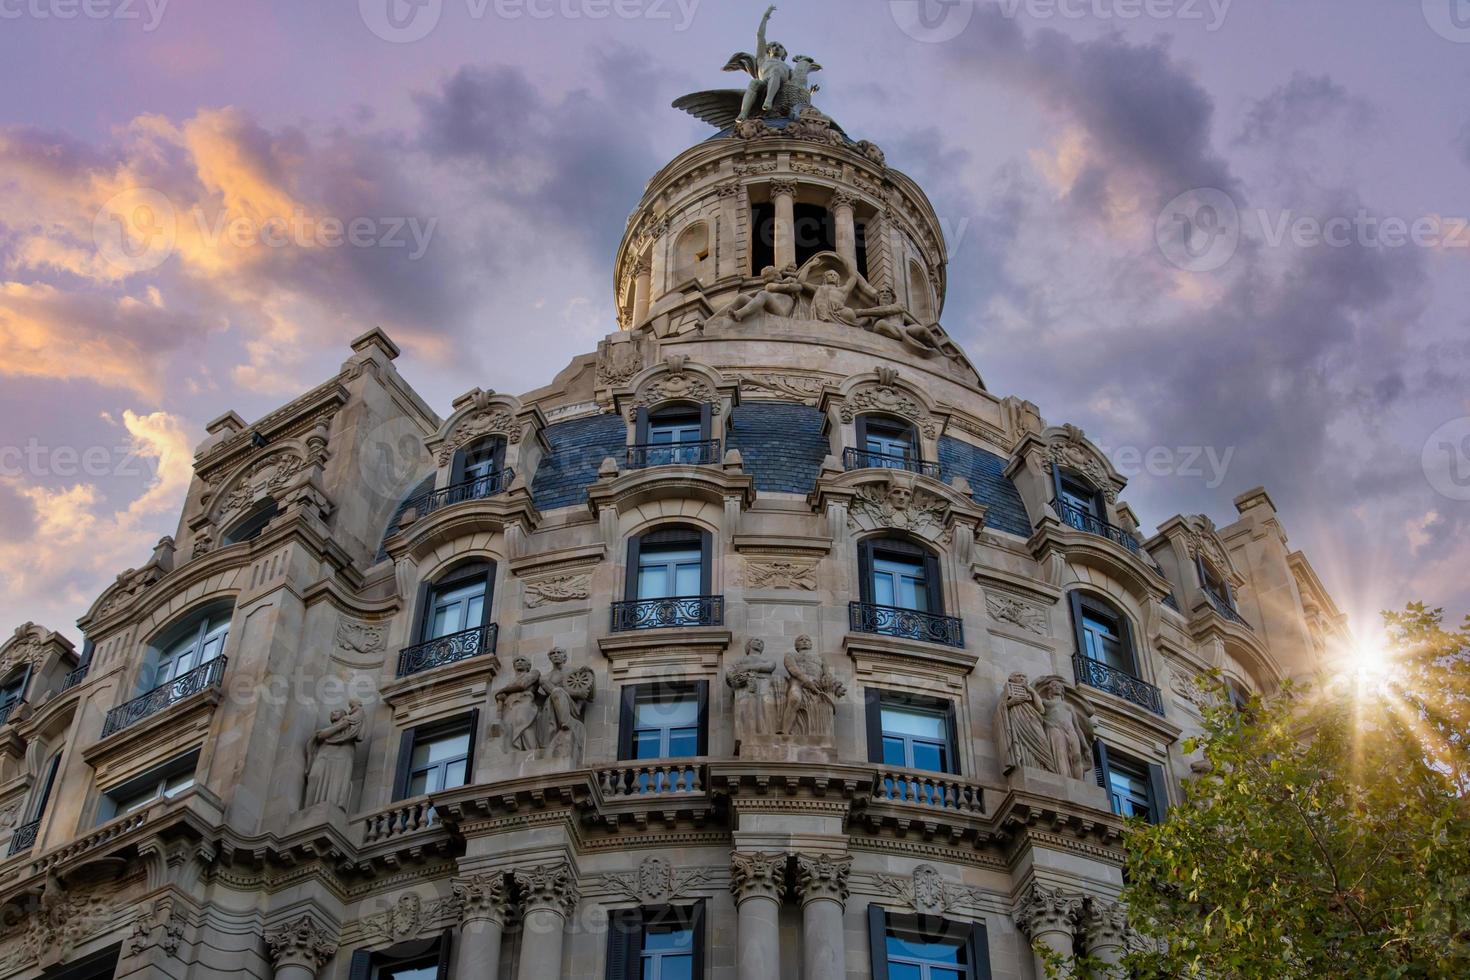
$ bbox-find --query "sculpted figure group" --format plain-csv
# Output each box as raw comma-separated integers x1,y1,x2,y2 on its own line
995,672,1096,781
494,648,597,762
727,635,847,753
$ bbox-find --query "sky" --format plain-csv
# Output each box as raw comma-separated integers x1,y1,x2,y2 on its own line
0,0,1467,647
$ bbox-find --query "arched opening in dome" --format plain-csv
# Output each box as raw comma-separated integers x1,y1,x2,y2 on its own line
907,259,935,323
672,221,711,285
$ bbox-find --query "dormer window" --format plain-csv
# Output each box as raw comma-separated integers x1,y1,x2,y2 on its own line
1199,556,1234,610
452,436,508,495
632,404,718,468
0,667,29,712
847,415,939,478
221,499,278,545
1071,594,1136,675
1056,471,1104,525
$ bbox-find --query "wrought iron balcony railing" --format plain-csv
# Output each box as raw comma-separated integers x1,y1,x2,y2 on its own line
610,596,724,632
413,470,514,519
1053,499,1141,554
0,699,24,728
1072,654,1165,716
61,664,89,691
849,601,964,649
627,440,722,469
7,818,40,857
841,447,942,480
1204,587,1251,629
396,624,498,678
101,657,227,738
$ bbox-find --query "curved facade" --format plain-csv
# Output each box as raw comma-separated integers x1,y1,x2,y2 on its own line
0,44,1349,980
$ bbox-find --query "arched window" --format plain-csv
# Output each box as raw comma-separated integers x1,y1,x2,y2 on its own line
672,221,711,285
1052,467,1105,528
853,537,962,646
907,259,934,323
632,402,716,467
144,607,231,693
1068,593,1138,676
221,499,278,545
0,665,30,712
615,524,719,630
403,560,497,676
1198,555,1237,614
450,436,508,498
852,414,921,472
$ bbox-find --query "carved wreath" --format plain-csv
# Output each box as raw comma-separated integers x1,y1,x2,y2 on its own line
839,385,939,439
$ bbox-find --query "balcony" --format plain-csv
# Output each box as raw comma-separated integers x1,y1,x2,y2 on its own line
396,624,498,678
1204,586,1251,629
596,762,706,797
414,469,514,519
6,818,39,857
873,768,985,814
101,657,227,738
610,596,724,632
849,601,964,649
60,664,89,691
0,698,24,727
842,447,942,480
627,439,722,469
1054,499,1141,554
1072,654,1165,717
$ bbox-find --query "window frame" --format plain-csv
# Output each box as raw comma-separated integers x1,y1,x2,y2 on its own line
1051,466,1106,521
625,525,714,602
1093,741,1169,824
868,905,990,980
220,499,279,545
864,689,960,776
392,712,479,802
98,749,199,824
855,414,921,466
0,664,31,708
348,931,453,980
144,607,232,693
858,536,944,616
618,682,710,761
449,435,507,487
413,560,495,645
1067,592,1139,677
29,749,63,824
605,902,706,980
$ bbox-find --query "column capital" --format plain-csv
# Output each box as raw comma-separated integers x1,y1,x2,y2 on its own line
730,852,787,905
265,914,338,973
1013,884,1083,941
1080,896,1129,952
454,872,512,926
769,178,799,199
513,862,580,918
829,190,859,211
793,853,851,909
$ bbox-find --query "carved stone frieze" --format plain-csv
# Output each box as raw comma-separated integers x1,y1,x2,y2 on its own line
597,340,644,387
839,382,939,439
1044,424,1117,502
985,592,1049,636
359,892,457,945
524,572,593,608
438,408,522,466
847,472,950,538
626,355,721,421
603,857,714,905
738,371,829,403
0,877,115,972
219,451,305,517
335,620,386,655
874,864,984,915
743,557,819,591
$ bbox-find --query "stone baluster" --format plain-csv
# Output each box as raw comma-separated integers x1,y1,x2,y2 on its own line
831,191,859,271
730,852,788,980
1080,897,1129,978
771,179,798,269
264,915,338,980
794,853,851,980
454,872,512,979
1014,884,1083,978
513,863,579,978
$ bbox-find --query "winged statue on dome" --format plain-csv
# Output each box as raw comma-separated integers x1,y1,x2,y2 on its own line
672,6,828,131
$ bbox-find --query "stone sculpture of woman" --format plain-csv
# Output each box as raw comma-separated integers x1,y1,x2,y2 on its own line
495,656,544,752
727,638,778,749
303,699,363,810
536,647,596,760
1034,675,1096,781
995,674,1058,775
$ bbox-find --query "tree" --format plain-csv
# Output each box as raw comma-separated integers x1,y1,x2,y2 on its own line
1120,605,1470,979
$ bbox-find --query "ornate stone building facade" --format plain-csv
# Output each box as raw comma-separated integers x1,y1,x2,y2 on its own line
0,14,1348,980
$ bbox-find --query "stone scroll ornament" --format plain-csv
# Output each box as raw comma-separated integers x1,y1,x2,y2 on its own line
996,674,1096,781
303,699,364,810
492,648,596,762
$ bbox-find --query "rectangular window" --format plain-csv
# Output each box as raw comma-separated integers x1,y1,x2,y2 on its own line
869,907,989,980
1094,742,1169,824
427,580,487,640
606,904,705,980
865,691,959,775
348,932,452,980
638,545,704,601
394,714,477,801
619,684,709,761
100,750,199,823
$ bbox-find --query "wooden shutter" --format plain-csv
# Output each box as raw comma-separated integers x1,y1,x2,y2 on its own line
605,908,642,980
943,698,961,776
921,548,944,615
412,579,434,644
477,562,496,629
864,689,884,765
868,905,891,980
635,406,651,445
624,535,643,601
689,901,708,980
1116,607,1139,676
392,727,419,801
30,752,61,822
698,529,714,595
854,414,870,454
1067,592,1087,661
1049,462,1066,507
462,709,481,786
965,920,993,980
1092,739,1111,792
348,949,372,980
857,539,875,605
1147,763,1171,824
435,928,453,979
449,446,467,486
699,402,714,442
694,681,710,757
617,686,639,761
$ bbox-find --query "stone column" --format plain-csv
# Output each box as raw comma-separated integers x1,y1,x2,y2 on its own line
730,852,787,980
264,915,338,980
513,863,579,979
771,179,798,269
631,259,653,326
831,191,859,271
1080,898,1129,978
794,853,851,980
1014,884,1082,978
454,872,511,979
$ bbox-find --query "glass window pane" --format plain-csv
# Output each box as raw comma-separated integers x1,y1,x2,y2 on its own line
881,706,946,739
881,737,907,768
886,964,922,980
674,563,702,597
910,742,946,773
444,759,467,789
633,730,662,760
413,731,470,768
667,730,699,757
406,771,430,796
635,697,698,728
644,927,693,952
658,955,693,980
